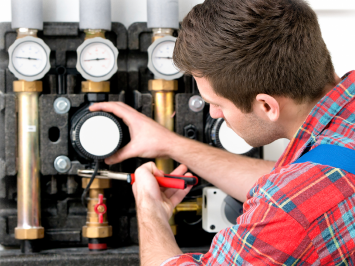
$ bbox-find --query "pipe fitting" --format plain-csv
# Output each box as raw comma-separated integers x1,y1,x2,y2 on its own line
13,81,43,93
16,28,38,39
152,28,174,42
82,81,110,93
15,228,44,240
148,79,178,92
84,29,106,40
82,183,112,240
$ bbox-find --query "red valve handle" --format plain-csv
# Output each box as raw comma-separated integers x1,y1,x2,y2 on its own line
94,194,107,224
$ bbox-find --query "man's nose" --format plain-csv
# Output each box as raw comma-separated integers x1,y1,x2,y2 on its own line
209,105,224,119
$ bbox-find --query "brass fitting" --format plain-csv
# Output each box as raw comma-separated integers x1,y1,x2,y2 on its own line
82,178,111,189
152,28,174,43
83,226,112,238
82,81,110,93
16,28,38,39
82,179,112,239
15,228,44,240
13,80,43,92
176,198,203,216
84,29,105,40
148,79,178,92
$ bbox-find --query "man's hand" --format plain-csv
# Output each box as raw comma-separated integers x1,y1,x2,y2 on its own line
133,162,191,266
132,162,192,219
90,102,176,165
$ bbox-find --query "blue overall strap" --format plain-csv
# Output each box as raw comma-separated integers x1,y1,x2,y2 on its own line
292,144,355,175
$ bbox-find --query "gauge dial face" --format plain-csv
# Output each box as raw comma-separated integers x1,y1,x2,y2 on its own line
80,42,115,77
152,40,180,75
12,41,48,77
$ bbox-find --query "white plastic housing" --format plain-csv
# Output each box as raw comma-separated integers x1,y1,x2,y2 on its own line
202,187,236,233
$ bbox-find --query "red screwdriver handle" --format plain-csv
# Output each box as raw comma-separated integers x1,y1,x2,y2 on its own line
130,174,187,189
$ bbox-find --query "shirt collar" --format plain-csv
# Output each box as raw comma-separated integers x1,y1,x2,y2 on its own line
275,70,355,168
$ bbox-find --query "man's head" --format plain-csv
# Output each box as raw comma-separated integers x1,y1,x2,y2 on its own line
173,0,336,145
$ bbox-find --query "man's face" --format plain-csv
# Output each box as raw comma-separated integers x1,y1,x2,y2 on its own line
194,76,282,147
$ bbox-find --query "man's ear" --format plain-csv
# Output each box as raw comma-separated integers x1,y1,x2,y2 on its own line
255,94,280,122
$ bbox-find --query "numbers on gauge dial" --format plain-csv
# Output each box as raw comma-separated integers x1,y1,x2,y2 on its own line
80,42,115,77
152,41,179,75
12,41,47,77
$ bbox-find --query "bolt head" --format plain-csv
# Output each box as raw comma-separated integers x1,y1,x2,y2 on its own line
57,158,67,169
56,100,68,111
54,156,71,173
192,99,203,108
189,95,205,112
54,97,71,114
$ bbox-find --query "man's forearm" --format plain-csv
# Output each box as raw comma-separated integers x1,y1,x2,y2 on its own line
138,204,182,266
165,134,276,202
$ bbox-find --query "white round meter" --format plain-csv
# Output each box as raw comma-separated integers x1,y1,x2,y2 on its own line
8,36,51,81
218,121,253,154
205,117,255,155
76,37,119,82
79,116,121,157
147,36,184,80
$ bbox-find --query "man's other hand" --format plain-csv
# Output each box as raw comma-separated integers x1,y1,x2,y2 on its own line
90,102,176,165
132,162,193,219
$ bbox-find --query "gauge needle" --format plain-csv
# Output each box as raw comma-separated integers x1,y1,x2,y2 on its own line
84,58,107,61
155,57,173,59
15,56,39,60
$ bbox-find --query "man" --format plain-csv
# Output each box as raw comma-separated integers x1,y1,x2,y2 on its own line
90,0,355,264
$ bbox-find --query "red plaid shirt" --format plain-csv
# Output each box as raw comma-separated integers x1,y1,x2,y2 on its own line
162,71,355,265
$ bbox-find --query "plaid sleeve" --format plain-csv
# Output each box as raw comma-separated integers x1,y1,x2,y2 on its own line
161,196,318,266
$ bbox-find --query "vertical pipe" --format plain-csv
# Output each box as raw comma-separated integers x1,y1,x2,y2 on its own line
147,0,179,29
79,0,111,31
15,90,44,241
154,91,175,173
11,0,43,30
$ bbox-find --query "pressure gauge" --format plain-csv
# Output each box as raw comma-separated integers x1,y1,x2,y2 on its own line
147,35,184,80
205,116,255,155
70,106,124,161
76,37,119,82
8,36,51,81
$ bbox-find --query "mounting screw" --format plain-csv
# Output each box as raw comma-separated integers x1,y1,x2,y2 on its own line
210,225,215,230
189,95,205,112
54,156,71,173
54,97,71,114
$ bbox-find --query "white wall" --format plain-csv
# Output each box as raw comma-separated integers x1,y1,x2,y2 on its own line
0,1,352,159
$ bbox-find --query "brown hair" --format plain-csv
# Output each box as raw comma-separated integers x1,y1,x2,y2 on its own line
173,0,335,112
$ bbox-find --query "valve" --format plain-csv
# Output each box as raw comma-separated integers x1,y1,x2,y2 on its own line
94,194,107,224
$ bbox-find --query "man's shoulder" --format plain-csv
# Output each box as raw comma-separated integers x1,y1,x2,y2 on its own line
251,162,355,229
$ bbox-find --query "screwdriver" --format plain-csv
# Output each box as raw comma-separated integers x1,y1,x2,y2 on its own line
77,169,198,189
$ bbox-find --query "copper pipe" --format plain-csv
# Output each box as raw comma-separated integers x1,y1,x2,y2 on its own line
154,91,175,173
15,91,44,240
149,80,178,174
